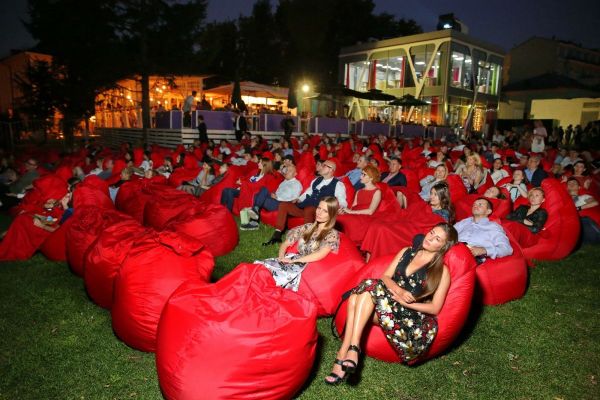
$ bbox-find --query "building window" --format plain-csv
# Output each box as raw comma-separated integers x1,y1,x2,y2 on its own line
450,50,473,90
410,44,436,85
346,61,370,91
386,56,406,89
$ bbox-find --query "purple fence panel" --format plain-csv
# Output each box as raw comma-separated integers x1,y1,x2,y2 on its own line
312,117,350,134
401,124,426,138
170,111,183,130
356,121,390,136
191,110,235,131
156,111,171,129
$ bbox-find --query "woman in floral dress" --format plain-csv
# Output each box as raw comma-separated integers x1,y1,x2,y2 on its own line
325,222,458,385
255,196,340,291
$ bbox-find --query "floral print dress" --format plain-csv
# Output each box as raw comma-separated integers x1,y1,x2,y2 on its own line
352,246,438,362
255,223,339,291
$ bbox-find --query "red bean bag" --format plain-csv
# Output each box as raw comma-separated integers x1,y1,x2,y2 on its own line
143,187,199,229
235,172,282,212
65,207,131,277
334,243,476,363
115,180,153,223
521,179,580,261
165,202,239,257
454,194,512,222
111,230,215,352
0,212,58,261
72,175,113,210
199,167,245,205
289,232,365,316
446,174,469,203
39,217,74,262
156,263,317,400
336,183,402,245
476,236,528,305
360,203,446,260
83,220,148,309
168,167,201,187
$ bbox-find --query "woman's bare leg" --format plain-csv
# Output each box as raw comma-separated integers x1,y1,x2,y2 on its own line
343,292,375,368
325,294,357,382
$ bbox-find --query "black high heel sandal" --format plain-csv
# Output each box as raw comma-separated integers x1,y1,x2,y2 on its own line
341,345,361,374
324,358,346,385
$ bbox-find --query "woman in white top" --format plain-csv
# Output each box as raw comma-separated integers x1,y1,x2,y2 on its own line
490,158,509,185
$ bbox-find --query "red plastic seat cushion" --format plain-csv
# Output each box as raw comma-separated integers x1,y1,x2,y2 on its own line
111,231,215,352
334,243,476,363
115,180,153,223
156,263,317,400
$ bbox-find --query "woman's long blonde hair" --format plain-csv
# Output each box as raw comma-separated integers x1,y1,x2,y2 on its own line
302,196,339,250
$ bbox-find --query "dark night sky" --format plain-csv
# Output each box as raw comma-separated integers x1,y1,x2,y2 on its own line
2,0,599,59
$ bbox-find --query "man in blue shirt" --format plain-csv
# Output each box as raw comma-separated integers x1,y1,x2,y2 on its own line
454,197,513,262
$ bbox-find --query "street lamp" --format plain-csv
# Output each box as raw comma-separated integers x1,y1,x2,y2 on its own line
301,83,310,93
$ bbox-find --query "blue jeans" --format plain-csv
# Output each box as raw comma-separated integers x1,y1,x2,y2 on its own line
220,188,240,212
253,187,279,212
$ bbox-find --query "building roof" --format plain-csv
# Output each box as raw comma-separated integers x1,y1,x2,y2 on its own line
340,29,505,57
503,73,600,93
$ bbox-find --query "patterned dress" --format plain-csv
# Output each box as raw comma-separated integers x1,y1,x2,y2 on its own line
353,244,438,362
256,223,339,291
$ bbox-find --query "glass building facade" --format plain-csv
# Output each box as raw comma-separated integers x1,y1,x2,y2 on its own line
339,30,504,133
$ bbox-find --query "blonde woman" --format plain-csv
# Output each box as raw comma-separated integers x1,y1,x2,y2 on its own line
255,197,340,291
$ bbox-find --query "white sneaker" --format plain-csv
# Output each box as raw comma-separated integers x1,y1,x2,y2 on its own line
246,208,259,221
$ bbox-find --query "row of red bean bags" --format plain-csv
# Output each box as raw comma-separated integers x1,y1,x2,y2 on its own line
336,183,402,245
475,233,528,306
288,232,366,316
519,179,580,261
334,243,476,363
454,194,512,222
111,230,215,352
156,263,317,400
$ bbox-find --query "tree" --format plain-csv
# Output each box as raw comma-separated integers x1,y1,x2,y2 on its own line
14,59,59,143
25,0,208,146
111,0,207,141
26,0,124,147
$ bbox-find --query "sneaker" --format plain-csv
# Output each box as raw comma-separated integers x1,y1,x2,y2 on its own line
240,221,259,231
246,208,259,221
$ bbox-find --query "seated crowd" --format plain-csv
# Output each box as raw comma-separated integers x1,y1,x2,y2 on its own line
0,124,599,383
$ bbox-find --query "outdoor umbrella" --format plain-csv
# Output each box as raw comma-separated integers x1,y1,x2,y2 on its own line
388,94,429,107
355,89,397,101
318,84,364,98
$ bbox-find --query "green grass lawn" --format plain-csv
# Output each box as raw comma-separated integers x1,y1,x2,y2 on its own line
0,219,599,400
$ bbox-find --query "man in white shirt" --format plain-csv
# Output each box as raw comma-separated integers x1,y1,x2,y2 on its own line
454,198,513,263
241,165,303,230
263,159,347,245
183,90,196,127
